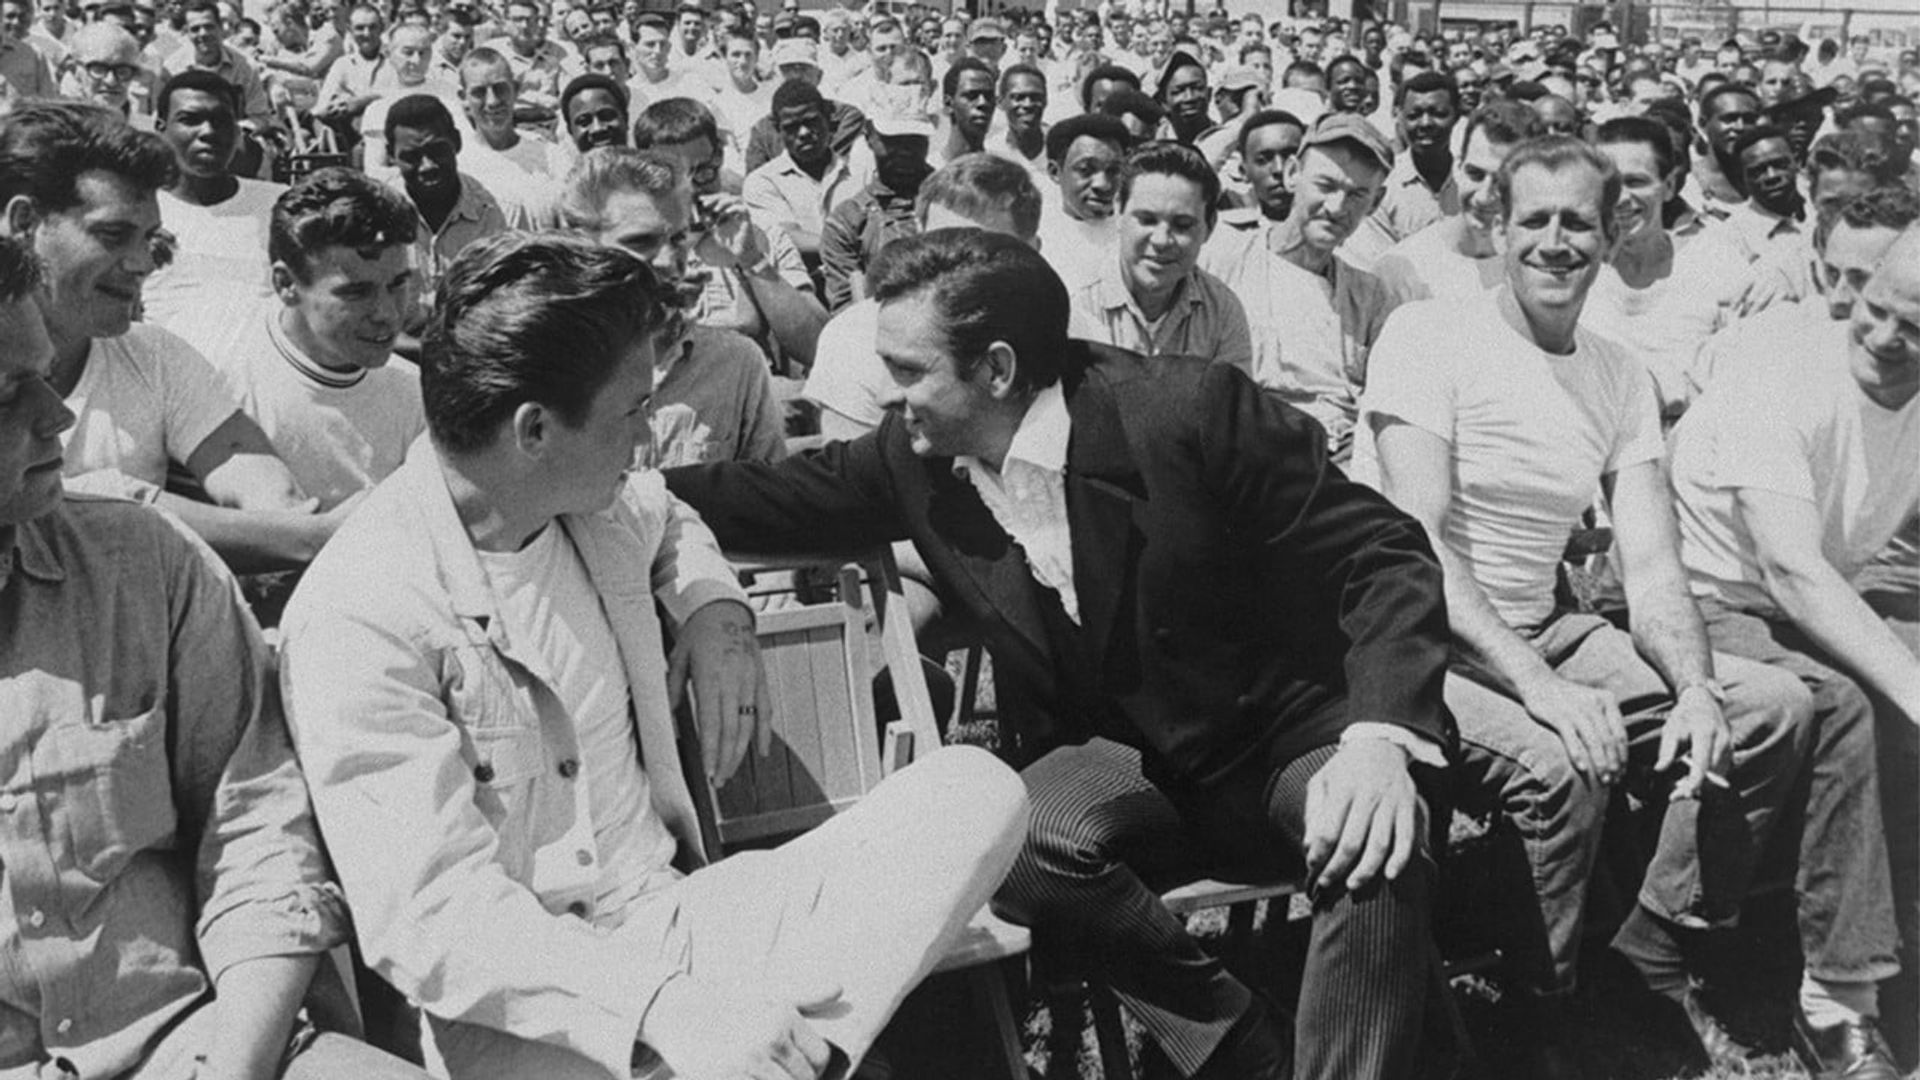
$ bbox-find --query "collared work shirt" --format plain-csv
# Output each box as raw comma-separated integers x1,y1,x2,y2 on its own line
742,151,858,257
1068,251,1253,372
818,180,920,312
1367,154,1459,248
403,172,509,311
0,497,347,1078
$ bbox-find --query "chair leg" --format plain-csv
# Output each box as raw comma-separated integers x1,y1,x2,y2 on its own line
969,962,1028,1080
1086,981,1134,1080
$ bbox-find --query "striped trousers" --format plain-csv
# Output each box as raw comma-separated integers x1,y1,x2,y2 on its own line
996,737,1434,1080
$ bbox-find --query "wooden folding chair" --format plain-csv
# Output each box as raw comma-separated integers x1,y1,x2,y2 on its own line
681,548,1032,1079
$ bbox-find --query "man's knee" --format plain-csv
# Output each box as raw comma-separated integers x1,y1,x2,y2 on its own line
913,744,1030,856
1719,655,1815,759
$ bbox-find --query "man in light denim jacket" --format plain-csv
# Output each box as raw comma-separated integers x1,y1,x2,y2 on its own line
279,231,1026,1080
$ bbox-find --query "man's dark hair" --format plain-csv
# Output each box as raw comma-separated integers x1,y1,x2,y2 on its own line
1835,101,1898,131
867,228,1069,394
1099,88,1164,132
915,153,1042,239
560,72,628,120
1595,114,1675,177
157,68,241,119
0,235,42,303
577,31,626,61
1044,112,1129,165
424,232,672,454
770,77,826,117
0,101,177,212
384,92,459,145
1395,69,1458,110
1078,62,1139,110
1461,99,1544,151
997,61,1044,95
269,166,418,281
1153,49,1207,105
942,56,993,99
1281,59,1323,85
1496,134,1621,238
1235,107,1306,157
631,96,720,150
1814,184,1920,250
633,12,667,32
180,0,219,19
1118,140,1220,224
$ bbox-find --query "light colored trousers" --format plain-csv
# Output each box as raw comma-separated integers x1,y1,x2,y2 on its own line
432,745,1029,1080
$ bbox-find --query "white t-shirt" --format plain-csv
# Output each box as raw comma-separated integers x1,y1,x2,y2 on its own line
143,179,286,332
802,298,888,431
1036,209,1118,292
197,302,426,511
1671,319,1920,615
1372,219,1504,304
476,522,680,916
1581,233,1765,414
60,323,242,492
1354,293,1666,631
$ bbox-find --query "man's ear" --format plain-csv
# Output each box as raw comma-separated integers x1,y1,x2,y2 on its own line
982,339,1020,398
269,260,299,302
510,399,550,456
2,194,38,239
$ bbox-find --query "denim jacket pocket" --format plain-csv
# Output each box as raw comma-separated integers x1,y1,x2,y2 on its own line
40,706,177,883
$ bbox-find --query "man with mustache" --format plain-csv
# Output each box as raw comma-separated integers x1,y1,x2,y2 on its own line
1374,100,1542,302
143,70,286,330
1358,135,1815,1077
1669,207,1920,1080
1201,112,1395,461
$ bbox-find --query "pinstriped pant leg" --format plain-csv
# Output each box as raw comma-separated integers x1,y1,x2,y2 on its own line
995,739,1254,1075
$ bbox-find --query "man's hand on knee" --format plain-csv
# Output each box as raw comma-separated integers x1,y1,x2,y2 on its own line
1303,739,1423,894
641,974,842,1080
1517,672,1628,784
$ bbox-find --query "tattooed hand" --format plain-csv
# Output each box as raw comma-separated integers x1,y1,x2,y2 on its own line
669,600,772,785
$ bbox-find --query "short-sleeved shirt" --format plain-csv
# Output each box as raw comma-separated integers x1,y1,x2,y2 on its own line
143,179,287,332
1355,293,1666,631
801,298,886,430
1068,250,1254,372
742,151,859,257
60,324,243,493
1372,218,1504,305
1671,318,1920,615
193,302,425,510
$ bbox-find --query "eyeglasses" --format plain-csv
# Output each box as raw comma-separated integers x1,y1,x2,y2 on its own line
83,59,140,80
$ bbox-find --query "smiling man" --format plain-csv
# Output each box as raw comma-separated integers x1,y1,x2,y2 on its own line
385,92,507,313
142,69,287,330
1374,100,1543,302
1068,140,1251,371
1358,135,1815,1075
560,72,629,154
160,0,273,129
991,61,1047,176
1350,71,1461,267
1202,113,1396,460
280,230,1026,1080
187,168,423,513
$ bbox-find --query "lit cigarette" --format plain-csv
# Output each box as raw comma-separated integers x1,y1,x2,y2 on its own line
1680,755,1731,789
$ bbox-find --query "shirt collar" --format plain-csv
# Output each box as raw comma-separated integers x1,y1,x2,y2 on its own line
953,382,1070,479
1095,249,1199,318
4,513,69,587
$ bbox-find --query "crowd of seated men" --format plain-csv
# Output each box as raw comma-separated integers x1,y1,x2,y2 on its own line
0,2,1915,1078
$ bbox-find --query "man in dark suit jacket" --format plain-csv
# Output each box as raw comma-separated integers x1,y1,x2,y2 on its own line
666,228,1453,1080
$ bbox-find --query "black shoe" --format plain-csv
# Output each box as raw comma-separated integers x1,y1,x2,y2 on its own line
1677,986,1751,1069
1793,1012,1902,1080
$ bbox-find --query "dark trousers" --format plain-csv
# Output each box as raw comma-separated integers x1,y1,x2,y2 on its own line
996,736,1433,1080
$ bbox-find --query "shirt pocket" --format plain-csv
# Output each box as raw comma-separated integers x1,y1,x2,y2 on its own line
38,704,177,884
440,644,548,821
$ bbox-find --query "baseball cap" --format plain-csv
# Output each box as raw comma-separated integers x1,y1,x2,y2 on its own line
968,17,1005,42
770,37,819,69
867,84,935,137
1300,111,1394,172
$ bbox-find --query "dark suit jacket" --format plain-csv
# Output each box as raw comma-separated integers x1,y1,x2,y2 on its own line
666,342,1452,788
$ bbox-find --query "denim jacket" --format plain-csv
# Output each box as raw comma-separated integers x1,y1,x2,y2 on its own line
279,439,745,1078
